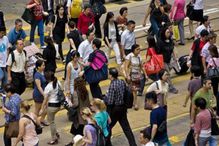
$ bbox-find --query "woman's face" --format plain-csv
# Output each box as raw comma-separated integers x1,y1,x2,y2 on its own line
58,7,64,15
84,8,91,15
161,71,169,81
38,62,45,72
109,16,114,22
133,47,141,55
165,29,171,39
122,10,128,17
73,56,79,62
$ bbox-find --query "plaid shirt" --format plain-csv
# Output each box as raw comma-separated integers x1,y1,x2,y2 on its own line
105,79,126,105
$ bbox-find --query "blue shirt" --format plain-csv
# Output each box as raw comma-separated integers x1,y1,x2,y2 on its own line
150,106,168,144
4,93,21,123
94,111,109,137
33,72,47,103
7,28,26,45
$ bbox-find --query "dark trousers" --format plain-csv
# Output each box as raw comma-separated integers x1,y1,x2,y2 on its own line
64,49,73,79
124,49,132,56
11,72,26,95
107,105,137,146
89,82,102,99
139,74,146,94
58,43,64,61
4,124,11,146
94,15,102,38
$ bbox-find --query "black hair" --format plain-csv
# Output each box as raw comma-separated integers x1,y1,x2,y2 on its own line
208,44,219,58
127,20,135,26
131,44,140,53
15,39,24,45
83,4,91,10
4,83,16,94
68,20,76,29
163,4,172,13
160,26,170,41
15,19,22,25
103,12,114,29
86,28,94,37
71,50,80,58
202,77,211,85
201,15,209,25
109,67,118,79
195,97,207,110
92,38,102,49
33,59,44,76
190,66,202,77
140,128,151,140
44,71,58,89
147,35,157,49
158,69,167,80
200,29,209,37
55,4,66,15
119,7,128,16
145,91,157,104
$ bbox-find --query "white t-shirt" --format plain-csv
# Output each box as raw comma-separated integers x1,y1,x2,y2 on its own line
67,0,72,7
0,36,9,67
78,39,93,63
121,29,135,50
201,42,211,63
125,52,142,73
44,81,61,103
194,0,204,10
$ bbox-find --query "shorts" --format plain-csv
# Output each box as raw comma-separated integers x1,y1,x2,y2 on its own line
190,9,203,22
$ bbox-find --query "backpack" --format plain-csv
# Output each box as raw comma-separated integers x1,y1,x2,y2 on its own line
89,124,106,146
70,0,82,18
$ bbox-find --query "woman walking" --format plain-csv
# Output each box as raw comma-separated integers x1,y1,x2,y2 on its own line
51,4,68,63
103,12,121,65
40,71,61,145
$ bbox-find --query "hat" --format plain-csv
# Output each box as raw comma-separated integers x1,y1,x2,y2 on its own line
73,135,84,146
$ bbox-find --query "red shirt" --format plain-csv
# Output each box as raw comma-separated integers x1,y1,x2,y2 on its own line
191,39,206,53
77,12,95,35
28,0,43,21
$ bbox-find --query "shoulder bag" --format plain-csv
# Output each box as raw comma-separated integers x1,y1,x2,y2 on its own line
21,8,34,24
23,114,43,135
207,58,219,79
57,84,65,105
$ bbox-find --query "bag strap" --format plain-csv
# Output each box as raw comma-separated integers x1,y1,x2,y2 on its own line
212,58,218,67
155,81,159,90
23,114,37,127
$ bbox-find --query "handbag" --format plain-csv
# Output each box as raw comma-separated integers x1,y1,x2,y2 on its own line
5,121,19,138
57,84,65,105
144,51,164,75
207,58,219,79
208,109,219,135
21,8,34,24
173,23,180,41
23,115,43,135
92,1,106,16
184,129,195,146
186,2,194,18
123,83,134,109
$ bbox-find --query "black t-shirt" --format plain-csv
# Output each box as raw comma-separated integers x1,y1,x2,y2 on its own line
150,2,163,23
43,45,57,72
157,38,174,63
52,15,68,42
67,29,82,50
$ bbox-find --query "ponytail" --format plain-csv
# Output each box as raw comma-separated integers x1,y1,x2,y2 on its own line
53,76,58,89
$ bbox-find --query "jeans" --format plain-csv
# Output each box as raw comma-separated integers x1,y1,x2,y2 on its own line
57,43,64,61
176,18,185,44
107,105,137,146
107,40,122,65
209,136,217,146
150,16,160,36
22,142,39,146
47,106,60,140
30,19,44,47
0,67,7,91
199,136,210,146
89,82,102,99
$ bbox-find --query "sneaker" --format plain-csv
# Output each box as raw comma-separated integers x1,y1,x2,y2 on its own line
41,45,46,49
169,88,178,94
65,142,73,146
30,42,35,45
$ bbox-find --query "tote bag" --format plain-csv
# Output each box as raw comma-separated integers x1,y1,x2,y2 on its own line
173,24,180,41
21,8,34,24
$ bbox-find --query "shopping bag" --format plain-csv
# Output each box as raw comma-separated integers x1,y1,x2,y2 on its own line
144,54,164,75
173,25,180,41
21,8,33,24
5,121,19,138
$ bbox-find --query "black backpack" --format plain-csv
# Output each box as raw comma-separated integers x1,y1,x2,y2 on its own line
89,124,106,146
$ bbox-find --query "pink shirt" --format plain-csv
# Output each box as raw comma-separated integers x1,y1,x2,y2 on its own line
194,109,211,135
208,57,219,67
170,0,186,20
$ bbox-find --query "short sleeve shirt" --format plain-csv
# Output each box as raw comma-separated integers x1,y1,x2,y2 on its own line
7,28,26,45
94,111,109,137
28,0,44,20
121,29,135,50
0,36,9,67
67,29,82,50
188,78,202,97
78,39,93,63
125,52,142,73
44,81,61,103
201,42,211,63
84,124,97,146
33,72,47,102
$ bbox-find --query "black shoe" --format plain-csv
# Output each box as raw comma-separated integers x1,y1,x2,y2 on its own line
178,42,185,46
187,36,194,40
65,142,73,146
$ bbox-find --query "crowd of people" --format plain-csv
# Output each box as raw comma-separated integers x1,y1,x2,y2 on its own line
0,0,219,145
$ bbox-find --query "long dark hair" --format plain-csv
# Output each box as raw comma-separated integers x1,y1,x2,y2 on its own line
209,45,219,58
147,35,158,50
44,71,58,89
103,12,114,29
44,36,55,50
55,4,66,16
33,59,44,76
74,77,88,101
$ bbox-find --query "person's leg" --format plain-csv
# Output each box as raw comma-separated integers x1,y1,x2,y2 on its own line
209,136,217,146
198,137,209,146
47,107,60,140
188,19,194,38
89,82,102,99
37,19,45,47
19,73,26,95
11,72,22,94
178,19,185,44
150,16,159,37
30,20,37,43
164,63,177,92
112,41,122,65
3,125,11,146
94,16,102,38
2,68,7,88
138,74,146,95
58,43,64,61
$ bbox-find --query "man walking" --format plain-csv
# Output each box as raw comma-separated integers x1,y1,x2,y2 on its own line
105,68,137,146
7,39,27,95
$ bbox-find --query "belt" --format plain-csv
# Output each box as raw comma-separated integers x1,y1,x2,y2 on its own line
11,71,24,74
48,102,61,107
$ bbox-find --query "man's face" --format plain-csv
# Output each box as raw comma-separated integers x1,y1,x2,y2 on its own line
204,80,212,90
16,40,24,51
128,24,135,32
88,32,95,41
15,22,22,31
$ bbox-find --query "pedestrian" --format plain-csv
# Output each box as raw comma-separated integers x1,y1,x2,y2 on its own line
121,20,136,58
183,66,202,110
0,25,9,92
40,71,61,145
195,16,211,39
33,59,48,126
188,0,204,40
7,19,26,52
157,26,178,94
66,0,83,25
65,77,90,146
2,83,22,146
147,69,169,110
145,91,171,145
85,38,108,99
90,0,105,38
27,0,48,49
78,29,94,65
7,39,27,95
125,44,146,110
77,4,95,39
81,107,97,146
42,0,54,25
190,78,217,146
103,12,122,65
105,67,137,146
201,32,217,76
43,36,57,73
170,0,186,45
194,97,212,146
116,7,128,35
13,101,40,146
65,51,82,97
139,128,157,146
50,4,68,63
90,98,111,146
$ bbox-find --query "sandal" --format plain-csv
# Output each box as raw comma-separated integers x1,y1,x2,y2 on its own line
47,139,58,145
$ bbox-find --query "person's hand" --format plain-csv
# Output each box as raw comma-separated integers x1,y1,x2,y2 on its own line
155,89,160,94
204,69,207,74
88,24,93,29
2,106,7,113
190,122,194,128
43,12,49,16
142,22,146,27
8,76,12,83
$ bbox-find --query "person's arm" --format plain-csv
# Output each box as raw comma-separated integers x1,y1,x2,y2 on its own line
120,33,126,59
7,54,12,83
190,103,196,126
124,58,131,79
13,119,25,146
69,38,77,50
202,57,207,74
83,129,93,144
66,64,71,96
35,79,45,97
151,124,158,141
67,0,72,18
170,1,177,21
143,6,152,27
26,2,37,9
66,22,69,34
194,115,201,146
50,15,55,37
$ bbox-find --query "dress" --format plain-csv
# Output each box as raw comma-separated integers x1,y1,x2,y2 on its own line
68,62,81,94
43,45,57,72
